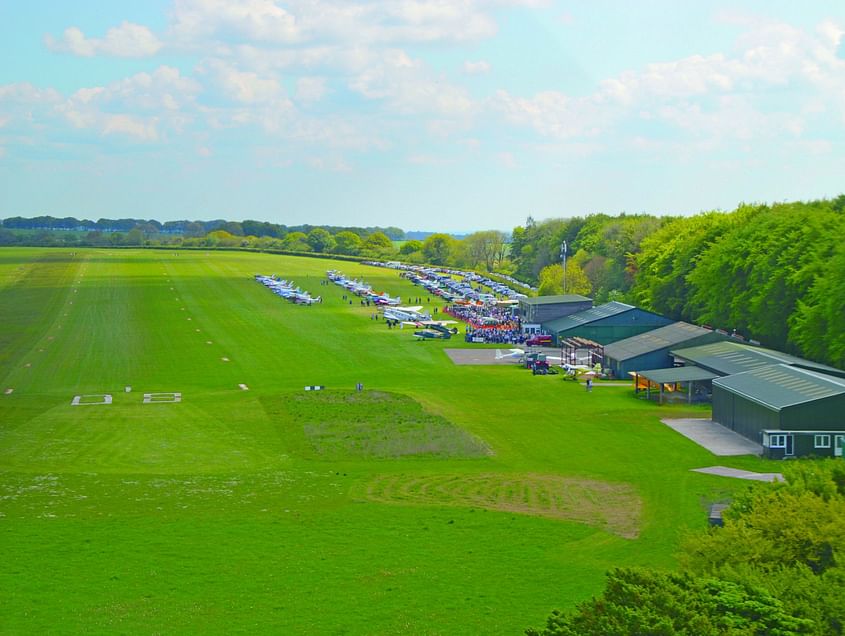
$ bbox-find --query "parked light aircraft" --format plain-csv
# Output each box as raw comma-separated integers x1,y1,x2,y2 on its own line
560,362,600,379
371,293,401,306
383,306,430,322
495,348,525,361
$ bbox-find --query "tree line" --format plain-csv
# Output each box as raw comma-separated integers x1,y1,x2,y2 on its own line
528,460,845,635
0,216,405,241
506,196,845,368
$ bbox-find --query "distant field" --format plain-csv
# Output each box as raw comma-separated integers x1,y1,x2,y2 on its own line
0,248,782,633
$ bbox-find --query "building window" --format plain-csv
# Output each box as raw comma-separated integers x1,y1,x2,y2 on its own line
815,434,831,448
769,434,787,448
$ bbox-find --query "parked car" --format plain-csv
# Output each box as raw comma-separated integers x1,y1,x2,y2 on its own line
526,334,553,346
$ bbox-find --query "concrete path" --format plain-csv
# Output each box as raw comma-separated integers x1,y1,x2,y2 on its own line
692,466,783,482
444,349,520,365
661,418,763,456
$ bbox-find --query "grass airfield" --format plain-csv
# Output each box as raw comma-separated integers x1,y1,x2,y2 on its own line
0,248,782,634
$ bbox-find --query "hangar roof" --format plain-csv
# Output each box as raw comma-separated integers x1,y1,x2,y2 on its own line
671,341,844,377
713,364,845,411
519,294,592,306
544,301,636,333
605,321,714,361
636,366,719,383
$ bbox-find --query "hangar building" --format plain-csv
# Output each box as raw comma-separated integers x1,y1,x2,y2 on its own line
543,301,673,345
670,341,845,378
712,364,845,459
518,294,592,325
603,321,726,379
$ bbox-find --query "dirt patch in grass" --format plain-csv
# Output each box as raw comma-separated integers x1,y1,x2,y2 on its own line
360,472,641,538
270,390,490,460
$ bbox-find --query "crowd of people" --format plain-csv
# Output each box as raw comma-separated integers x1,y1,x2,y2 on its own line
444,303,525,344
464,325,526,344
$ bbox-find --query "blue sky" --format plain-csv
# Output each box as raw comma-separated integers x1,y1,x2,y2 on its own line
1,1,844,232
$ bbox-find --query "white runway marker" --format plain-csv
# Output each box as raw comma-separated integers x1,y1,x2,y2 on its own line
4,389,13,395
143,392,181,404
238,384,249,391
24,363,31,368
206,341,213,344
72,394,113,406
222,357,230,362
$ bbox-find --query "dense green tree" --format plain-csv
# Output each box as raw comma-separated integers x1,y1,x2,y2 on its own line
463,230,508,270
527,568,814,636
531,460,845,636
362,231,394,255
334,231,362,255
537,263,591,296
789,241,845,368
422,233,456,265
399,239,423,255
279,231,311,252
306,228,336,253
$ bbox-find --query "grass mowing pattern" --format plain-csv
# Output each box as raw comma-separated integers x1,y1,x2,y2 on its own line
363,473,641,538
274,390,490,459
0,248,785,634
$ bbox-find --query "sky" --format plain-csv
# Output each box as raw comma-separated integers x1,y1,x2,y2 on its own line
1,1,844,232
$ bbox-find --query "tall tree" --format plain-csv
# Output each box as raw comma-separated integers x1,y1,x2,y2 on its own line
334,231,362,255
422,233,457,265
537,263,591,296
307,228,336,253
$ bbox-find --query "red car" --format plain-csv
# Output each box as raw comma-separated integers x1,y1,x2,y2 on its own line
526,334,552,346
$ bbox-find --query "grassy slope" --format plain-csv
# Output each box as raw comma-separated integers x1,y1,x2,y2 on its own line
0,248,783,634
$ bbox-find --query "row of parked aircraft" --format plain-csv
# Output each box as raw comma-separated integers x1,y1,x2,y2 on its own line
326,270,403,306
326,270,461,340
254,275,321,305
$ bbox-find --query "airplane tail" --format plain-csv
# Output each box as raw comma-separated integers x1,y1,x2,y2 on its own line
495,350,505,360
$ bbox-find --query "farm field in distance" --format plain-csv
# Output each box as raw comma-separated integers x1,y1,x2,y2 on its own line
0,248,785,634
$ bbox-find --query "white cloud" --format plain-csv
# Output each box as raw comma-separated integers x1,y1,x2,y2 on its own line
45,21,162,57
169,0,504,46
493,17,845,144
170,0,302,44
463,60,491,75
201,59,284,103
57,66,200,141
296,77,328,104
350,50,473,117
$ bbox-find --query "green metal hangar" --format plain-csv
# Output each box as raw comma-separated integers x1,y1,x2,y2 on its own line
713,365,845,459
518,294,592,325
603,321,727,379
671,341,845,458
542,301,673,345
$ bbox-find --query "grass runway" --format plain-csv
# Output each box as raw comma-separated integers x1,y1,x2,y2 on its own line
0,248,784,634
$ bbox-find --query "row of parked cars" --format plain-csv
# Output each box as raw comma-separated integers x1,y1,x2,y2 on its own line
366,260,530,303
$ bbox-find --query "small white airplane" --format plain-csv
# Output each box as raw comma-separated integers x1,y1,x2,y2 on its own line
495,348,525,361
384,306,430,322
560,362,600,379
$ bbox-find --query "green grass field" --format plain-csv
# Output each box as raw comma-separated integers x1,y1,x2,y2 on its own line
0,248,784,634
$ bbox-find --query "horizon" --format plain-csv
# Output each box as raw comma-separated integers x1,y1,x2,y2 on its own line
2,2,844,231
